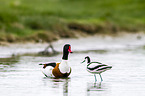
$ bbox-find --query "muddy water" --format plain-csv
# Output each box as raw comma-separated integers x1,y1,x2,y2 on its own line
0,34,145,96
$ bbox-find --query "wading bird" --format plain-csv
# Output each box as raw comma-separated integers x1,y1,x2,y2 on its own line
39,44,72,78
81,56,112,83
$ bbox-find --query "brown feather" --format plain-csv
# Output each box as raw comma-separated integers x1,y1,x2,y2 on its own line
52,63,71,78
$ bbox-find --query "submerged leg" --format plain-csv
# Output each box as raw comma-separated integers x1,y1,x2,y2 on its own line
94,74,97,83
99,74,103,82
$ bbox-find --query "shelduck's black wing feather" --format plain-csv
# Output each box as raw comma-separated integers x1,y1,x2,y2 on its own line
45,62,56,68
39,62,56,68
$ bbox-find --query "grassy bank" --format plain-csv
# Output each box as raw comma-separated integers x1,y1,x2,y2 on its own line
0,0,145,43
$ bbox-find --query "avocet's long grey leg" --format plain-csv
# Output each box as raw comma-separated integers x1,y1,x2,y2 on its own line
99,74,103,82
94,74,97,83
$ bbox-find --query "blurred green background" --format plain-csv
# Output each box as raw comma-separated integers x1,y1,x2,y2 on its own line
0,0,145,43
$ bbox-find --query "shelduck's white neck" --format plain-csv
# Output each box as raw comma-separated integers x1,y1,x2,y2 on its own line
59,59,70,74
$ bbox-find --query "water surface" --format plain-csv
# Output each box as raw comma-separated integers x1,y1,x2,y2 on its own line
0,34,145,96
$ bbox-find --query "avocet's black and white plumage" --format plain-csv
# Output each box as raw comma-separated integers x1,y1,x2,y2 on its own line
81,56,112,83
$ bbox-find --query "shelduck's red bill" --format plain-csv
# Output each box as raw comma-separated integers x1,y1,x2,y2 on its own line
68,46,73,53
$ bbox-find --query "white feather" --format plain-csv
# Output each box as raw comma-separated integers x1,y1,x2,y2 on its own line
59,60,71,74
42,66,54,77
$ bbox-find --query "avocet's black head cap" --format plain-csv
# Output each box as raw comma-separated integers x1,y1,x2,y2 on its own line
85,56,90,63
85,56,90,59
62,44,72,60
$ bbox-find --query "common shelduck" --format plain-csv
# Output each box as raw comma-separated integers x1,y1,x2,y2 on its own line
39,44,72,78
81,56,112,83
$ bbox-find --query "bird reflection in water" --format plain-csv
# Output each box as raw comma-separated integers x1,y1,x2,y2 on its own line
52,78,69,96
87,82,105,96
63,79,68,96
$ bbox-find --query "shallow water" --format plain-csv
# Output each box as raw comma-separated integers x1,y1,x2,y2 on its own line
0,34,145,96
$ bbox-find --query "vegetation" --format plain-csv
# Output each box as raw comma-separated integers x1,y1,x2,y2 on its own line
0,0,145,43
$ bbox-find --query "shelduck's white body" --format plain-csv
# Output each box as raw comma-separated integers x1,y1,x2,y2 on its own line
59,60,71,74
42,65,54,77
41,60,71,77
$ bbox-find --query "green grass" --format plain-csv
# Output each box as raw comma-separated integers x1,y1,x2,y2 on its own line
0,0,145,42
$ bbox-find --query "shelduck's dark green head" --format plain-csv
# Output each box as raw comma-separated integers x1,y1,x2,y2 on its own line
62,44,72,60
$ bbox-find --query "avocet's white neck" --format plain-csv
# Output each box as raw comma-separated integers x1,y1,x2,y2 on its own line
59,60,70,74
